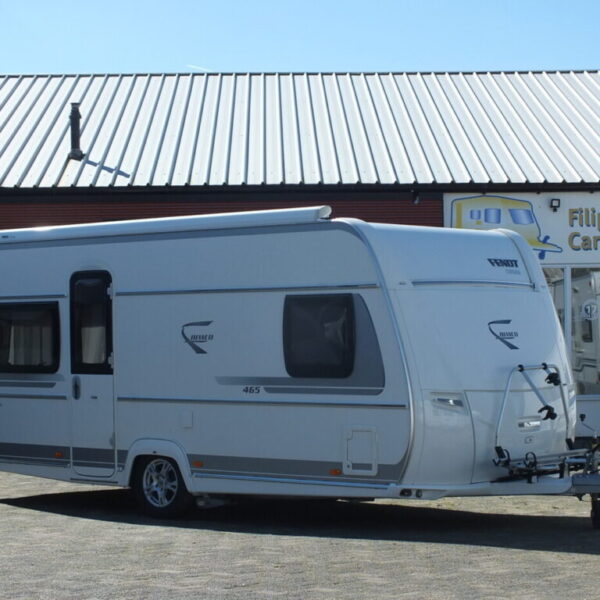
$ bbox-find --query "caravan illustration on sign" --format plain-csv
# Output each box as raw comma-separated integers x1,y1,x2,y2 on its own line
450,195,562,259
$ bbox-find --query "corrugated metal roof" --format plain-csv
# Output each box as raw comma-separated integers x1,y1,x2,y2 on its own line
0,71,598,189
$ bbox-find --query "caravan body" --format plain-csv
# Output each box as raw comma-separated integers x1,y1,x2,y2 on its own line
0,206,592,517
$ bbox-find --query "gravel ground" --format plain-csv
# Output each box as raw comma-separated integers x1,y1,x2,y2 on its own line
0,472,599,599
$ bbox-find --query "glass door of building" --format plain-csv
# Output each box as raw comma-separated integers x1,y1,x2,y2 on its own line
544,267,600,438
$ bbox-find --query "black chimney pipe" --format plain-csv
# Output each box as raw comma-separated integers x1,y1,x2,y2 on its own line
69,102,84,160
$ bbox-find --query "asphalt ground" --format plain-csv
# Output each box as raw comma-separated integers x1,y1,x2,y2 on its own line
0,472,599,599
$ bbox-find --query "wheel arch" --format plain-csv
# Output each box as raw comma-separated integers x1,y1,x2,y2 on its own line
124,439,194,493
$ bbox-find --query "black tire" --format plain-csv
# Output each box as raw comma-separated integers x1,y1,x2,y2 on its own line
132,456,193,518
591,494,600,530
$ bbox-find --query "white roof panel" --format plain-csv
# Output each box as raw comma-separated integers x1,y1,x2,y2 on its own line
0,71,598,189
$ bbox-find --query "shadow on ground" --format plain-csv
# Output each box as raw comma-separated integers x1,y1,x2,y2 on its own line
1,488,599,554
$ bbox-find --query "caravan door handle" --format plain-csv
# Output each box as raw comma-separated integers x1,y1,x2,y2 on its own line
72,376,81,400
434,397,464,408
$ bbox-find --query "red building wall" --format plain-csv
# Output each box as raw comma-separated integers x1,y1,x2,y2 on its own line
0,189,443,230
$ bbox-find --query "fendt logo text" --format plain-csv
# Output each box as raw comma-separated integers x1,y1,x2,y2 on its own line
487,258,519,268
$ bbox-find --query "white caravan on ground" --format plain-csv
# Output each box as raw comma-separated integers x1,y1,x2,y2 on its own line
0,206,599,525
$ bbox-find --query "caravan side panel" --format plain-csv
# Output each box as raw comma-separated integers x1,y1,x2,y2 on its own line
111,224,412,494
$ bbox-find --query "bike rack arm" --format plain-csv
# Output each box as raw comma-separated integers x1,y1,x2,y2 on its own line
494,363,570,451
495,366,519,449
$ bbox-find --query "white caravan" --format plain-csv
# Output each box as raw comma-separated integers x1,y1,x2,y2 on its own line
0,206,599,524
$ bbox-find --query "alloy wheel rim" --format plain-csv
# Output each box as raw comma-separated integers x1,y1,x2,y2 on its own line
142,459,178,508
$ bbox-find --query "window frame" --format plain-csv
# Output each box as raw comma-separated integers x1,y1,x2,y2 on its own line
0,301,60,374
283,293,356,379
70,270,113,375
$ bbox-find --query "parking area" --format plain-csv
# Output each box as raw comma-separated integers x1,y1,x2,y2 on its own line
0,472,599,599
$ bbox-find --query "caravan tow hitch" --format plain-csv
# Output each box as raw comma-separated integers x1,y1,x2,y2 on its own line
495,444,600,528
571,441,600,529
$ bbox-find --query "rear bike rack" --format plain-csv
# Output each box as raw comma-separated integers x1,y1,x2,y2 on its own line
494,363,570,449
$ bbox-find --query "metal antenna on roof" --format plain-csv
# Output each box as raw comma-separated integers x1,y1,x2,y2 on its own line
68,103,84,161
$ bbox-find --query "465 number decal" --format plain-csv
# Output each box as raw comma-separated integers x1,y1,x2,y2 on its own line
242,386,261,394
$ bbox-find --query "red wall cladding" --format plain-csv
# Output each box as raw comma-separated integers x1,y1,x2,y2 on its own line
0,191,443,230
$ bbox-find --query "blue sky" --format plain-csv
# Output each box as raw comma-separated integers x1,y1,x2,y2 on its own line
2,0,599,74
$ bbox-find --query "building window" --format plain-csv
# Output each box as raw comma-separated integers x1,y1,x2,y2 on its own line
283,294,355,378
543,268,565,330
71,271,113,374
546,266,600,396
0,303,60,373
571,268,600,395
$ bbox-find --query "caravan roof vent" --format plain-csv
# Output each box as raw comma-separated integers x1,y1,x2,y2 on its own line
68,103,84,161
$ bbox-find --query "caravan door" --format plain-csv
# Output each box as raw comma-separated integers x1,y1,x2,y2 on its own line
70,271,115,477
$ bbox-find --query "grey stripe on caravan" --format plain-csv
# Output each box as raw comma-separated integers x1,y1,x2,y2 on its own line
73,461,114,469
72,448,128,468
264,386,384,396
0,442,70,463
218,375,384,389
70,478,119,484
0,393,67,400
0,443,128,468
412,279,534,288
0,294,66,301
117,396,405,408
72,447,114,463
0,221,363,250
188,454,403,482
117,283,378,297
0,456,68,468
194,472,391,490
0,380,56,389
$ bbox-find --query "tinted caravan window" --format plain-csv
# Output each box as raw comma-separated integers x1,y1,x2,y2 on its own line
283,294,355,378
71,271,113,374
0,303,60,373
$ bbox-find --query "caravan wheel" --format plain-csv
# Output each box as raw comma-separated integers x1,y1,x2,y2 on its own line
132,456,193,518
591,494,600,530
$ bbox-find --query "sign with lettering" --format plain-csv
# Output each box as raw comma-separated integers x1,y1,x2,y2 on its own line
444,193,600,265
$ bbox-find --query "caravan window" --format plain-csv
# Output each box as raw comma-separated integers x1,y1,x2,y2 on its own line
509,208,534,225
71,271,113,374
0,303,60,373
484,208,501,224
283,294,355,378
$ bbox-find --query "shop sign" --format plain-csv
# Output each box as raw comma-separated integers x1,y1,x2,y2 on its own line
444,193,600,265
